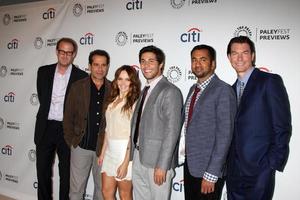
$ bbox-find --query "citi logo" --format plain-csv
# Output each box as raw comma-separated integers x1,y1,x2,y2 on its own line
172,179,184,192
7,39,19,49
1,145,13,156
80,33,94,45
180,28,202,43
4,92,15,102
33,181,38,189
43,8,55,20
126,0,143,10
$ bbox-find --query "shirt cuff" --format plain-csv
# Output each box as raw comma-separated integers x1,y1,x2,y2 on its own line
203,172,218,183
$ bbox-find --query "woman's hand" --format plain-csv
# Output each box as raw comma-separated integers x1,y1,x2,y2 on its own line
116,162,128,180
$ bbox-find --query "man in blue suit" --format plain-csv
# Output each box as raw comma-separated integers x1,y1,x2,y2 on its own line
178,44,236,200
226,36,292,200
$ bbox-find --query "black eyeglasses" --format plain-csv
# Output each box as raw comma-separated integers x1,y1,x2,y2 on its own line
57,49,74,56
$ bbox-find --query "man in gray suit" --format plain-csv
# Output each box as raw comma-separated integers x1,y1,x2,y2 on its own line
130,45,183,200
178,45,236,200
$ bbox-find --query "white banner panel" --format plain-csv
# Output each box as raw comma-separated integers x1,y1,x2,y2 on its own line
0,0,299,199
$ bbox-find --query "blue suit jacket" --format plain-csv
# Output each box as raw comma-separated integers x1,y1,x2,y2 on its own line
185,75,237,178
227,68,292,176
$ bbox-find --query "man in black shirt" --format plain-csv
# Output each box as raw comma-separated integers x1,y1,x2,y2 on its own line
63,49,111,200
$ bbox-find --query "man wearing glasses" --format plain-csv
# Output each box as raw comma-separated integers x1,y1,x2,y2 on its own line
34,37,87,200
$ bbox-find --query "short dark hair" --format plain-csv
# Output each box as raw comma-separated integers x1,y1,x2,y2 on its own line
56,37,78,54
227,36,256,66
88,49,110,65
139,45,165,71
191,44,216,61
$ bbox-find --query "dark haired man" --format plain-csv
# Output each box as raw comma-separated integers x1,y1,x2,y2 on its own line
35,37,87,200
178,44,236,200
64,49,111,200
130,45,183,200
226,36,292,200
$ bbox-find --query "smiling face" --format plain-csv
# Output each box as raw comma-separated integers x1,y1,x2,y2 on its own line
191,49,215,83
228,42,255,77
140,52,163,83
117,70,131,95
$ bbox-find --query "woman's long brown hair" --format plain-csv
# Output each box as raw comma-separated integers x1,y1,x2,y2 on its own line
107,65,141,113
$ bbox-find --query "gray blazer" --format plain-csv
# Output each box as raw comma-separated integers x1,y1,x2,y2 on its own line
130,77,183,170
185,75,236,178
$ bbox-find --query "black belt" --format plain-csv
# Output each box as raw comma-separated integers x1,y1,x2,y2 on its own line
47,120,63,127
47,119,62,123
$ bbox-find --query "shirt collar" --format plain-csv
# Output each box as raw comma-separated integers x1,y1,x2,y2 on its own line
55,63,72,76
145,75,163,89
238,67,254,85
196,73,215,90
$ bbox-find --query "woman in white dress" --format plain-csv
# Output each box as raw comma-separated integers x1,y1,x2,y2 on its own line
99,65,140,200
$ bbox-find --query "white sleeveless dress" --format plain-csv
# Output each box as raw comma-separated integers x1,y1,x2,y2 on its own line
101,99,133,181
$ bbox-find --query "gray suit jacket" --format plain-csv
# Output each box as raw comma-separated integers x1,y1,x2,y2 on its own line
130,77,183,170
185,75,236,178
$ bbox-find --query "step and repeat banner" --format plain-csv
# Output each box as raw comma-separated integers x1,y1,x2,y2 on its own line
0,0,299,199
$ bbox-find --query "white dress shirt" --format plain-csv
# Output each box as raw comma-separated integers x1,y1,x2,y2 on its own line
48,64,72,121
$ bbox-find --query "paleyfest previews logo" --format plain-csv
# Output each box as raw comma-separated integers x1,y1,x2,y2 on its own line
115,31,128,46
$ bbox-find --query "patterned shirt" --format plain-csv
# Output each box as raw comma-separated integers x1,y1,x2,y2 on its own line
184,73,219,183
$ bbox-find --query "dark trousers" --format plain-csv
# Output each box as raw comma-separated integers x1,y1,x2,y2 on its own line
184,162,224,200
226,167,275,200
36,120,70,200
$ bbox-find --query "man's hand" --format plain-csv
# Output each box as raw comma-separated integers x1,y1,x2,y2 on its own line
154,168,167,186
201,179,215,194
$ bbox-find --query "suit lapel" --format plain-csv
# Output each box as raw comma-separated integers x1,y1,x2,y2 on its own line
236,68,259,114
82,77,91,115
134,86,148,118
232,80,238,96
143,77,166,112
47,64,56,103
132,84,151,134
192,75,218,112
66,65,76,96
185,75,218,124
239,68,259,106
182,86,196,122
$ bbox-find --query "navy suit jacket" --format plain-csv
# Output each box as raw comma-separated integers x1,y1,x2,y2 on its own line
227,68,292,176
34,63,87,145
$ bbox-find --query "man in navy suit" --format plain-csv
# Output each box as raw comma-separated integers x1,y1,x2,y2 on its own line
178,44,236,200
226,36,292,200
34,37,87,200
